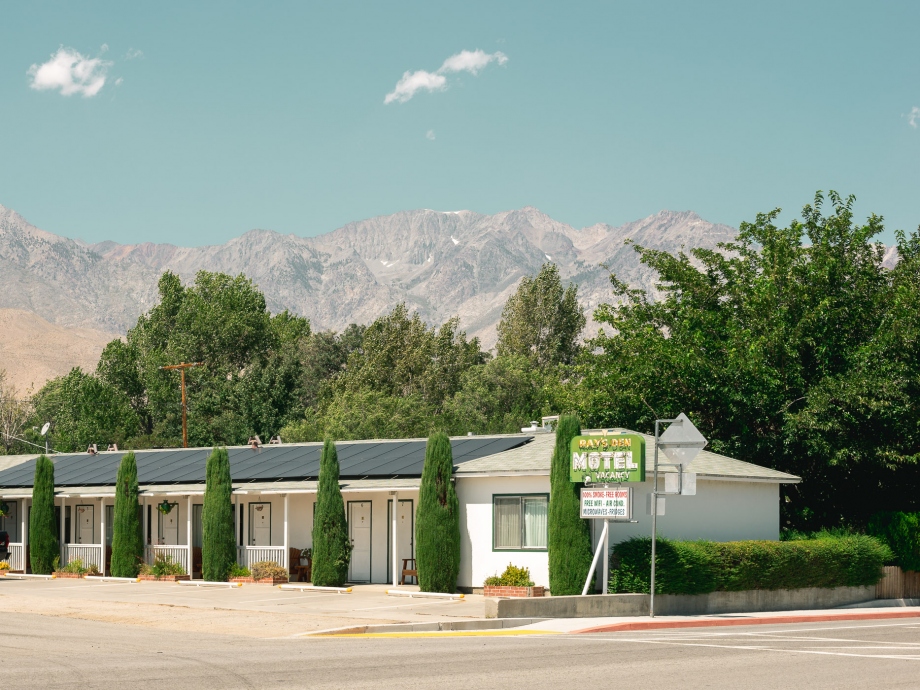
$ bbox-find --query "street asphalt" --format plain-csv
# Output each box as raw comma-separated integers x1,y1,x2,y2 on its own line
5,611,920,689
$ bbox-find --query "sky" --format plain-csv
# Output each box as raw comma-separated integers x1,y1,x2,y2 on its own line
1,1,918,246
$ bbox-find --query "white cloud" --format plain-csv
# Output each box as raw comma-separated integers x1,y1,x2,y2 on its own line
439,49,507,75
125,48,143,60
384,70,447,104
909,107,920,129
28,47,112,97
426,129,436,140
115,77,124,87
384,49,508,104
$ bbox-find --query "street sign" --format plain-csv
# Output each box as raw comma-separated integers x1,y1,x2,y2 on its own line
581,487,632,520
657,413,707,468
570,433,646,483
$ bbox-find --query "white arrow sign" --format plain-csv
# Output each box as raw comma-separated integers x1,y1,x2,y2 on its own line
657,413,707,468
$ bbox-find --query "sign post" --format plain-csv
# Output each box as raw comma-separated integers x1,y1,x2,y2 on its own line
570,433,645,596
650,413,707,617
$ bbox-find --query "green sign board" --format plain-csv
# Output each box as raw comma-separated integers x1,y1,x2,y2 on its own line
569,433,646,483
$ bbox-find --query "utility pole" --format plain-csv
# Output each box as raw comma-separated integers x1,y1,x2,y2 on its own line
159,362,203,448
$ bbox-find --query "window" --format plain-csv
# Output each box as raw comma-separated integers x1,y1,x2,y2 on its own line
493,495,548,550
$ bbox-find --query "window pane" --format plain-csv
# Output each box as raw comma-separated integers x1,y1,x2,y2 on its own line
493,497,522,549
522,497,548,549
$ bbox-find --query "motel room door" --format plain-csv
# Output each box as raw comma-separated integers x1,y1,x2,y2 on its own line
158,503,179,545
348,501,372,583
250,503,271,546
75,505,94,544
387,499,414,584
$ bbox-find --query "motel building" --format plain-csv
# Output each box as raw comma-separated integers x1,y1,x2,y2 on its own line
0,430,799,590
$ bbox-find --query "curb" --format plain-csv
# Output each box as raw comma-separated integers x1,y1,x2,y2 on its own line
573,609,920,634
301,617,549,636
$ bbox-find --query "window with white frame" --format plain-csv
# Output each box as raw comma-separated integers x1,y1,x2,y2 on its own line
493,495,548,550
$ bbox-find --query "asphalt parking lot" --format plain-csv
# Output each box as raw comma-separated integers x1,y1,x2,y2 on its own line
0,577,480,636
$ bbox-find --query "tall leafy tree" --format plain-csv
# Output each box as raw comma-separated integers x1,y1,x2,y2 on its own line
110,452,143,577
202,447,236,581
548,415,593,595
581,191,920,529
415,432,461,593
311,440,350,586
29,455,57,574
496,263,586,368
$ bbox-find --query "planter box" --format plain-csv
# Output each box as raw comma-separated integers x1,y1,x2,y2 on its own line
230,576,289,585
53,572,85,579
138,574,191,582
484,585,545,598
0,570,23,576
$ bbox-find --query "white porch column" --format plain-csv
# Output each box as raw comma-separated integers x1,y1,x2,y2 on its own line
142,495,148,548
233,492,239,564
390,491,398,586
59,495,65,565
283,494,289,569
186,495,192,578
23,498,29,573
99,497,105,575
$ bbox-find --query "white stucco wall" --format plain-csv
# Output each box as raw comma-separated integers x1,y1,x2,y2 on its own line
457,475,781,592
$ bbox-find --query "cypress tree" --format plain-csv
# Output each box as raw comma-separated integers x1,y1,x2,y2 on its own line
311,439,350,586
110,452,143,577
29,455,58,575
415,432,461,593
202,447,236,581
548,414,594,595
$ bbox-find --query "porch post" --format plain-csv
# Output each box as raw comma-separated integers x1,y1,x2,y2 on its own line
283,494,289,569
186,495,192,578
233,492,239,564
390,491,398,586
59,495,65,566
22,498,29,573
99,497,105,575
142,494,148,549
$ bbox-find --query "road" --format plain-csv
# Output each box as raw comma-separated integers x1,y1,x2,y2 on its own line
4,612,920,688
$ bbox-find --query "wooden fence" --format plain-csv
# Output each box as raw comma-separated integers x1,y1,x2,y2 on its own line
876,566,920,599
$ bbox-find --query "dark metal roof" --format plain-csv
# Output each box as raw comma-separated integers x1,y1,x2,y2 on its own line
0,436,532,488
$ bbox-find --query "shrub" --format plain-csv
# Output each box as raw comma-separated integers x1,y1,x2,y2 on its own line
484,563,535,587
229,564,251,578
415,432,461,593
251,561,288,580
0,561,9,571
548,415,593,595
139,554,186,577
202,447,236,582
867,512,920,571
60,558,86,574
110,452,143,577
29,455,58,575
609,535,893,595
312,439,351,587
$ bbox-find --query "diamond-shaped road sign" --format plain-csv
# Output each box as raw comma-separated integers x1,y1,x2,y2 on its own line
658,413,707,468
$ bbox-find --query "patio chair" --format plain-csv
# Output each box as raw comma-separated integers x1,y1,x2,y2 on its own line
289,547,310,582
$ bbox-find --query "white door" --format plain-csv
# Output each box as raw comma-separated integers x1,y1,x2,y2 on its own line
250,503,271,546
76,505,94,544
388,499,414,583
349,501,371,583
159,504,179,545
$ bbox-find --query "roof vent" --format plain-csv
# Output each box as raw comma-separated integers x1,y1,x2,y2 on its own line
107,444,119,452
86,444,98,455
269,435,282,445
248,435,262,449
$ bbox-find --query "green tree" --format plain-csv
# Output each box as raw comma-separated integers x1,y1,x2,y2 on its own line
415,432,461,593
496,263,586,368
311,440,350,586
202,447,236,581
29,455,57,574
548,414,593,595
580,191,919,529
110,452,143,577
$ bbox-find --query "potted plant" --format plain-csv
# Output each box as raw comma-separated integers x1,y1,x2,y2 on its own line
483,563,544,598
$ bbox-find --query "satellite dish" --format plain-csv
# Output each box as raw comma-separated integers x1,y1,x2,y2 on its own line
40,422,51,436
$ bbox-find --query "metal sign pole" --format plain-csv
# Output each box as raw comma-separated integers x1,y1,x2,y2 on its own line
602,516,610,595
650,420,661,617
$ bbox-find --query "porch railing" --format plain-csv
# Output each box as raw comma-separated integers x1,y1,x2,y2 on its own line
145,545,190,575
238,546,286,568
2,543,24,571
64,544,104,571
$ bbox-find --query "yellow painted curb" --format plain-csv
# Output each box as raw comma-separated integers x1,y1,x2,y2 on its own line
314,629,556,639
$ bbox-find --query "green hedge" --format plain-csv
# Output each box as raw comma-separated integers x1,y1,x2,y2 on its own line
609,535,892,595
867,512,920,571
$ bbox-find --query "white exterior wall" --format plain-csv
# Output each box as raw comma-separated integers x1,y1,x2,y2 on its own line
457,474,781,592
